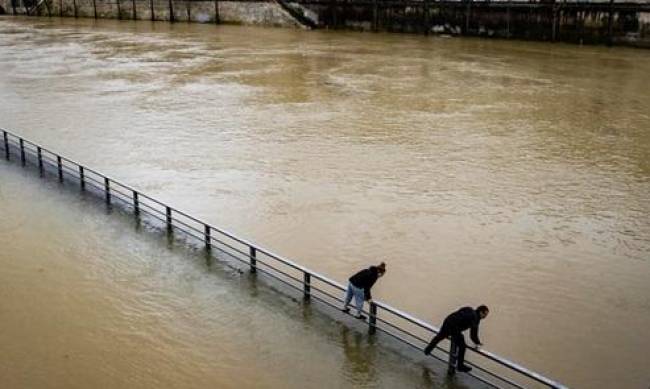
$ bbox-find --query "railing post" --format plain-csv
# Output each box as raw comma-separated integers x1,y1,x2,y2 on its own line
303,272,311,300
372,0,378,32
369,302,377,334
249,246,257,273
448,339,458,376
204,225,211,250
79,166,85,190
104,177,110,203
607,0,614,46
166,207,172,232
4,131,10,160
44,0,52,17
464,0,471,35
57,156,63,182
133,191,139,216
19,138,25,165
423,0,429,35
506,2,511,38
37,147,43,172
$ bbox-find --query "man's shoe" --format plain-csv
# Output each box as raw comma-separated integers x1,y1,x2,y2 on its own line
457,364,472,373
356,314,367,320
341,307,350,314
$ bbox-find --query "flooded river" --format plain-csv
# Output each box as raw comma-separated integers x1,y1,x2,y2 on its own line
1,16,649,389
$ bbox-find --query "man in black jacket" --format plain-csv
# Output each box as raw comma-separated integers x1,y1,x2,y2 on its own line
341,262,386,320
423,305,489,373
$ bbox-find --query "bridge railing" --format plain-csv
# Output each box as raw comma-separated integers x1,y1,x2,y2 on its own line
1,128,568,389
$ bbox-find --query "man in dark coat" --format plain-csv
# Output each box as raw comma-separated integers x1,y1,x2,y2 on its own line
341,262,386,319
424,305,490,373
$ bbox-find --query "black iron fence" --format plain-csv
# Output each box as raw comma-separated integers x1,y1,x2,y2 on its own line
1,128,568,389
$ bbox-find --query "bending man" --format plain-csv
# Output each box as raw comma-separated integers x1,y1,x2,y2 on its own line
424,305,489,373
341,262,387,320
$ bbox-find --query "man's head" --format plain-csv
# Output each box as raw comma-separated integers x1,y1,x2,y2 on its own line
377,262,387,277
477,305,489,319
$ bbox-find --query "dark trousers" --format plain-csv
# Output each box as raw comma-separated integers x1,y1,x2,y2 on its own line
425,322,468,367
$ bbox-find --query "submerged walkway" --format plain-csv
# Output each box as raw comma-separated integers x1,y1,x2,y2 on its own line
1,128,567,389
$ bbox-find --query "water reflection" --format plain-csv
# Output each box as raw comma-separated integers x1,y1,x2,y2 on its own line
340,326,379,386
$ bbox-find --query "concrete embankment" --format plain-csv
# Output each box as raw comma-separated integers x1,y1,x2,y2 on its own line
2,0,650,46
301,0,650,47
0,0,306,27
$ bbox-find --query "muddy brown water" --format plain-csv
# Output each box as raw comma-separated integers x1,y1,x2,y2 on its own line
1,16,649,389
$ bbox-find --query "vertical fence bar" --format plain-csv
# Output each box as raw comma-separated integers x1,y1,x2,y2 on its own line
93,0,97,19
44,0,52,16
166,207,172,232
19,138,25,165
303,272,311,300
79,166,85,190
369,302,377,334
423,0,429,35
57,156,63,182
464,0,471,35
117,0,121,19
372,0,378,32
4,131,10,160
506,2,511,38
552,5,558,42
204,225,211,250
104,177,111,203
37,147,43,172
133,191,139,215
448,340,458,375
249,246,257,273
150,0,154,20
607,0,614,46
132,0,136,19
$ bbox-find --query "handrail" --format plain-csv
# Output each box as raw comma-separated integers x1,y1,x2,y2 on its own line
0,128,569,389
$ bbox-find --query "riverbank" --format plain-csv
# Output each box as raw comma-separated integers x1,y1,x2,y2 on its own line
1,0,649,46
0,0,304,27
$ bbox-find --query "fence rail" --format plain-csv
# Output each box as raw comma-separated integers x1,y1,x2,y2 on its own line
0,128,568,389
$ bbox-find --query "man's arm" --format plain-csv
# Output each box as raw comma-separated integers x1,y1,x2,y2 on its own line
470,323,481,345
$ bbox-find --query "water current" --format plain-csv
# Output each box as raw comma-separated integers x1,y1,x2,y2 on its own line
1,16,649,389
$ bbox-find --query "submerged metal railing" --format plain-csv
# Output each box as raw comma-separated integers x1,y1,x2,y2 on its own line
1,128,568,389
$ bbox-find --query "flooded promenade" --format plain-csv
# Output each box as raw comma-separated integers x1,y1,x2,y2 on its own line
1,16,650,388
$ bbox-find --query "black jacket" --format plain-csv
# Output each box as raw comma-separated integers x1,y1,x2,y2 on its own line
349,266,380,300
444,307,483,345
